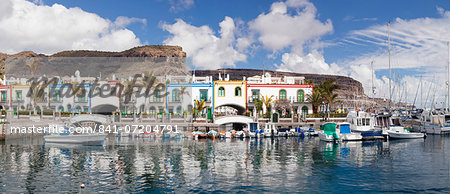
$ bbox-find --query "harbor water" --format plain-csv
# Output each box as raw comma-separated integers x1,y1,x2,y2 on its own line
0,136,450,193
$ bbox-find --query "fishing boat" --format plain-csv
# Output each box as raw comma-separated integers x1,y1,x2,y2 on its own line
192,131,207,139
347,110,383,139
207,130,219,139
376,114,425,139
219,131,232,138
337,122,362,141
318,122,340,142
387,126,425,139
417,110,450,134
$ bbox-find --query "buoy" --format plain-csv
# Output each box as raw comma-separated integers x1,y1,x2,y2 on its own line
80,184,85,188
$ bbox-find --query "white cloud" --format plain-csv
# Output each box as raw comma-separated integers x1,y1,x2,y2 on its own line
162,16,247,69
0,0,13,20
0,0,144,54
341,7,450,107
276,50,343,75
248,0,332,53
114,16,147,29
168,0,194,12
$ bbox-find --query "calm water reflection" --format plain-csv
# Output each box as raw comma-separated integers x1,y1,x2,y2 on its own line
0,135,449,193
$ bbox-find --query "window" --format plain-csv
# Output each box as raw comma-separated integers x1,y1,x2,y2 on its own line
297,90,304,102
302,106,308,116
218,87,225,97
1,91,6,102
153,89,161,102
172,89,179,102
200,90,208,101
252,90,259,100
53,90,61,102
235,87,242,96
279,89,286,99
16,90,22,100
110,87,117,96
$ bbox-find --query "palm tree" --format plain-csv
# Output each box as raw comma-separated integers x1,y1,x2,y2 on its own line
193,99,209,121
306,87,323,114
321,79,340,119
254,99,263,116
261,95,275,114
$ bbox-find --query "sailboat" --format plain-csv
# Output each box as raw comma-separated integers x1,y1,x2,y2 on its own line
384,22,425,139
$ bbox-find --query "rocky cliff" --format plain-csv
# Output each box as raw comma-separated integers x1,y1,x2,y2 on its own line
1,45,188,79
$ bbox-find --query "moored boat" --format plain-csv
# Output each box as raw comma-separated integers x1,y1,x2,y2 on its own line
318,122,340,142
337,122,362,141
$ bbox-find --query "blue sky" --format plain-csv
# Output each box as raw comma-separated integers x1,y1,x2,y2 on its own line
1,0,450,107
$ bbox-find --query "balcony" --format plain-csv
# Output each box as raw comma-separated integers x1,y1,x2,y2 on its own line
0,99,9,104
247,96,260,103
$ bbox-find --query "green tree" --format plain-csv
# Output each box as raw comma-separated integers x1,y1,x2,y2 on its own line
306,87,323,114
321,79,340,119
261,95,275,114
193,99,209,121
254,99,263,115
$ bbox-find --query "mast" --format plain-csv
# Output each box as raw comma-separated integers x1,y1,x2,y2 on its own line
388,21,392,113
371,61,375,110
447,41,450,112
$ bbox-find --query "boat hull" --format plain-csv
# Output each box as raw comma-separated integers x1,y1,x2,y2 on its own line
388,131,424,139
44,134,107,145
319,132,337,142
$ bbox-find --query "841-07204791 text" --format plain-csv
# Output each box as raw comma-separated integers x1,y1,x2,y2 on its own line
97,125,179,134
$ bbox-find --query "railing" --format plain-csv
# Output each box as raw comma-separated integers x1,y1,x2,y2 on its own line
248,96,259,103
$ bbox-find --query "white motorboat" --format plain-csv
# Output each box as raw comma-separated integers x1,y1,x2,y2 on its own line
318,123,340,142
278,128,289,137
44,133,107,145
416,110,450,134
45,122,107,145
387,126,425,139
337,122,362,141
305,128,319,136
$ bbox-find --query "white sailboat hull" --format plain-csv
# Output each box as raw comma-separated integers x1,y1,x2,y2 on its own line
387,131,424,139
44,134,107,144
340,133,363,141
